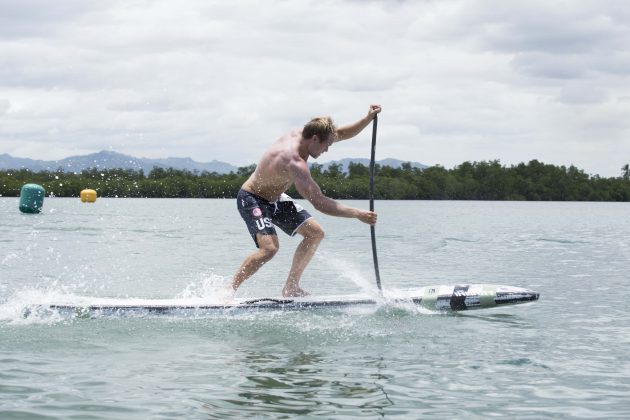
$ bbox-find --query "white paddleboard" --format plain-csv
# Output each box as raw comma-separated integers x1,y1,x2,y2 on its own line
23,284,539,318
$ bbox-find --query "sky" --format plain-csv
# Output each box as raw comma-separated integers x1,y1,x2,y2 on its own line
1,0,629,177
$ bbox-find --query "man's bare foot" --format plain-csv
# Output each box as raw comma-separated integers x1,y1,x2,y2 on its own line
282,286,310,297
222,283,237,303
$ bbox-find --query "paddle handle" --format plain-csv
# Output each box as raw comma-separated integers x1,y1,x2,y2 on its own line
369,115,382,291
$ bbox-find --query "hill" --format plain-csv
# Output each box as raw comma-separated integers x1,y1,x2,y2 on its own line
0,151,238,174
0,151,427,174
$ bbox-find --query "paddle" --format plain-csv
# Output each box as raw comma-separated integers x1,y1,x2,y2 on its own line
369,114,382,291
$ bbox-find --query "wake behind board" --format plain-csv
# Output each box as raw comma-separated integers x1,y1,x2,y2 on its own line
24,284,539,318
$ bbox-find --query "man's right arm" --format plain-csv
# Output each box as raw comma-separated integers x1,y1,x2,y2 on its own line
335,105,382,142
290,160,377,225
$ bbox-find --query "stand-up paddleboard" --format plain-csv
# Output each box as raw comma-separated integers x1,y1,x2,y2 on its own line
23,284,539,318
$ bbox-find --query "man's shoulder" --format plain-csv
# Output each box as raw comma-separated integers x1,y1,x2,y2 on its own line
276,129,302,143
287,154,308,171
275,135,306,165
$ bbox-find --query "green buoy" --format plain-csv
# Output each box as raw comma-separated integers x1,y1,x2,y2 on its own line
19,183,46,214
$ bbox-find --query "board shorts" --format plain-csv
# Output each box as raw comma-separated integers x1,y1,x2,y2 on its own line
237,189,313,247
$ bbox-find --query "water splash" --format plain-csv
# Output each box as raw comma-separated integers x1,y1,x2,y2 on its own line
313,252,443,316
0,287,81,325
175,270,233,303
316,251,382,298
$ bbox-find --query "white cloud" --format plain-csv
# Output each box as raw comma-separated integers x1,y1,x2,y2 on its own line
1,0,629,176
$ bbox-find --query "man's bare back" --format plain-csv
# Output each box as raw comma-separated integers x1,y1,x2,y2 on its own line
241,130,305,202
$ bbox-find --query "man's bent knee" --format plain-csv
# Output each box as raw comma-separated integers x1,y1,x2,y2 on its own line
298,220,325,242
259,244,278,260
310,226,325,242
257,235,279,260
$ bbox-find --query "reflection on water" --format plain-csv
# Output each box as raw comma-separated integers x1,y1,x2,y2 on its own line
196,347,394,418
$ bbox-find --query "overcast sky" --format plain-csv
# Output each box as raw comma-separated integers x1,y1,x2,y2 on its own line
1,0,629,176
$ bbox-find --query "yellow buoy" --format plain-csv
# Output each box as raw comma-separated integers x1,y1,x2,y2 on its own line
80,189,97,203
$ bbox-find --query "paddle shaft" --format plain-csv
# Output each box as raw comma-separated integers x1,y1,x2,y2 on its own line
369,115,382,291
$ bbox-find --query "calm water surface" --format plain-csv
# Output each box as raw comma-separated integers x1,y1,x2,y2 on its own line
1,198,629,419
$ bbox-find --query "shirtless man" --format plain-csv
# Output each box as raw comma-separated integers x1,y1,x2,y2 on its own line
231,105,382,297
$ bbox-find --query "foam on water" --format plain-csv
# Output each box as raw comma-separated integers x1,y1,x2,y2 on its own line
0,287,80,325
0,287,438,327
317,251,382,298
175,270,233,302
0,268,240,325
315,252,440,315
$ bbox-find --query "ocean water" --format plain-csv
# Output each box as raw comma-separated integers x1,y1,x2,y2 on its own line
1,197,629,419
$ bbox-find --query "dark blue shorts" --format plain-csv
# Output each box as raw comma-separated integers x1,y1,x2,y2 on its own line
237,189,313,247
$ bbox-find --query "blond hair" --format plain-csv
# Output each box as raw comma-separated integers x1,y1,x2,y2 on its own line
303,116,337,143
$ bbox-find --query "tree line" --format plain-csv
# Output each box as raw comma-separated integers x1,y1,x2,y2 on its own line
1,160,629,201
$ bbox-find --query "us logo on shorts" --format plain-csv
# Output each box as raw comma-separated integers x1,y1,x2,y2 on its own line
252,207,262,218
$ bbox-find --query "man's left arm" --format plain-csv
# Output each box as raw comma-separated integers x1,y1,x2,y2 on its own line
336,104,382,142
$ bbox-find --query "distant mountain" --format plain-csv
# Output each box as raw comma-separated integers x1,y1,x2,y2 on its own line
0,151,427,174
0,154,50,172
0,151,238,174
